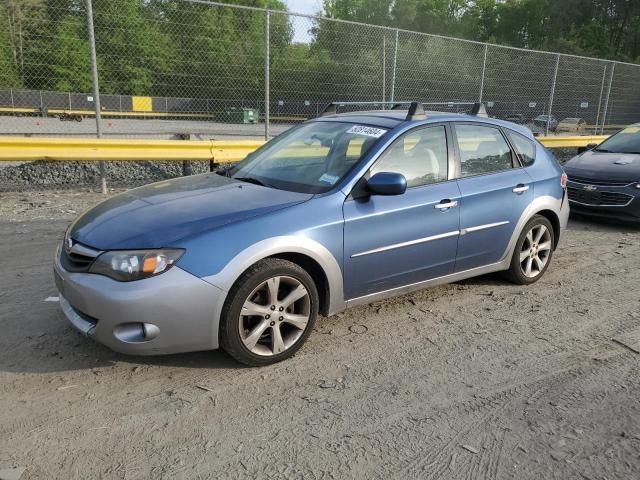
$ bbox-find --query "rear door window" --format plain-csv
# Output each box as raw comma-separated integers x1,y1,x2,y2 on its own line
454,124,514,177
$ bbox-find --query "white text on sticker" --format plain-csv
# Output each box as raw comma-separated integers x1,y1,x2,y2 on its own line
347,125,387,138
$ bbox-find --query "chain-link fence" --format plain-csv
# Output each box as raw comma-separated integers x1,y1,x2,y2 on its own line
2,0,639,141
1,0,640,190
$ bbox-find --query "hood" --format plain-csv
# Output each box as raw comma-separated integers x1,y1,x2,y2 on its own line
564,151,640,183
69,174,312,250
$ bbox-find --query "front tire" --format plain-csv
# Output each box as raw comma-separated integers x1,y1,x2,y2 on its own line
504,215,555,285
219,258,319,366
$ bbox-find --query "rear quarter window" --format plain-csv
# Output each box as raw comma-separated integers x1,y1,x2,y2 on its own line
506,130,536,167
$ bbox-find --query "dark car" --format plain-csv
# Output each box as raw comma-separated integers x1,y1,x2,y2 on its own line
532,114,558,132
505,114,527,124
564,124,640,222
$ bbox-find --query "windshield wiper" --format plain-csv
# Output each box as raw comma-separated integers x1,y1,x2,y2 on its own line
235,176,269,187
594,148,613,153
214,165,233,177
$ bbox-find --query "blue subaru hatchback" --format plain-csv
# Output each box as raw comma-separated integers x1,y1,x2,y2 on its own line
55,102,569,365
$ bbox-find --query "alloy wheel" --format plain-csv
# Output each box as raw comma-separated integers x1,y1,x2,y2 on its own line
519,224,552,278
238,275,311,356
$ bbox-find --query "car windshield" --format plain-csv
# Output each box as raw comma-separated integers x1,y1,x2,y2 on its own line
226,121,387,193
595,126,640,154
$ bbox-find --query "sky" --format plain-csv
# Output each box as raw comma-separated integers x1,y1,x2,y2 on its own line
283,0,324,16
283,0,325,43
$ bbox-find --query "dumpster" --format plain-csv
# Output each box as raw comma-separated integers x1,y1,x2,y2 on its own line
219,107,259,124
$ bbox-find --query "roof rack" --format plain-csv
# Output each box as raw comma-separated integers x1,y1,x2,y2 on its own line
320,101,426,121
470,102,488,118
320,101,489,120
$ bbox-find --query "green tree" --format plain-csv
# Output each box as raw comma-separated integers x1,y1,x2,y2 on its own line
92,0,173,96
46,17,92,91
3,0,47,85
0,3,22,87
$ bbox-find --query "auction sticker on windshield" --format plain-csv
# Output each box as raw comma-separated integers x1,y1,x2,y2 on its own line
347,125,387,138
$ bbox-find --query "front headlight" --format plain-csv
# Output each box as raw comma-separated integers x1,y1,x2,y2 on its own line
89,249,184,281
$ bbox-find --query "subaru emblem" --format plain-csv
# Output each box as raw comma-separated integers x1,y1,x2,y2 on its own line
65,236,74,251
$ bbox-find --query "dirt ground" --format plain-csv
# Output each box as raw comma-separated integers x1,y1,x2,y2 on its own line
1,189,640,480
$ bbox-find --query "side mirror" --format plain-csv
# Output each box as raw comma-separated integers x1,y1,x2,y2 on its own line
367,172,407,196
577,143,598,154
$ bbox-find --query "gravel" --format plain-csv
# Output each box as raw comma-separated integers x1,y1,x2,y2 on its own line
0,160,212,191
1,189,639,479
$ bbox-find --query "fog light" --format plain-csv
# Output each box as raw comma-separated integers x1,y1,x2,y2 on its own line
114,323,160,343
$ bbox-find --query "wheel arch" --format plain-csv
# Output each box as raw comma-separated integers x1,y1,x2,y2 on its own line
534,209,561,249
500,195,565,267
203,236,345,319
269,252,331,316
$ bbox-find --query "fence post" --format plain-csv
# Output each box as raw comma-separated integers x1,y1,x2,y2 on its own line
390,29,399,103
10,88,14,108
264,8,270,140
84,0,106,194
479,44,488,103
546,54,560,136
594,63,607,134
601,62,615,134
382,34,386,105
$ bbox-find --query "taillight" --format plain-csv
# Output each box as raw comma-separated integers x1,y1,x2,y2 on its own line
560,172,567,189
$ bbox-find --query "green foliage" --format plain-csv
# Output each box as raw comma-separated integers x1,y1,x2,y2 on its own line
47,18,93,91
323,0,640,62
1,0,638,103
0,4,22,88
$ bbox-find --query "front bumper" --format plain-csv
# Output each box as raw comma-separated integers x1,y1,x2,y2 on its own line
54,248,226,355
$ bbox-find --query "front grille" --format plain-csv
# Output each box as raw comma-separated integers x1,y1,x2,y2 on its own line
60,249,95,272
59,240,101,272
567,175,631,187
567,187,633,206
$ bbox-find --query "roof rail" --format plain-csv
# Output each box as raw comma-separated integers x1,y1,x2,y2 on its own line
320,103,337,116
470,102,488,118
320,100,426,120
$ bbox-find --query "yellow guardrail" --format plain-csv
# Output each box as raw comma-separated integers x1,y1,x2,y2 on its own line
0,135,607,162
0,137,263,162
538,135,608,148
0,107,216,119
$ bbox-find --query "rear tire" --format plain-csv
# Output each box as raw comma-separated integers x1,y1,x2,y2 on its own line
504,215,555,285
219,258,318,366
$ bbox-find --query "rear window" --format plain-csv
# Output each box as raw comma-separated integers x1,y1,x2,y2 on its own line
506,130,536,166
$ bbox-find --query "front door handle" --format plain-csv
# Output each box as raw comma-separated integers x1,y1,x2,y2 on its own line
513,184,530,194
435,199,458,210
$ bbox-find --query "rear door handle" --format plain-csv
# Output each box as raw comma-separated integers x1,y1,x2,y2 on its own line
435,199,458,210
513,184,530,194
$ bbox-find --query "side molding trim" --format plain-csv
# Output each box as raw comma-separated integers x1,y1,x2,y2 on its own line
351,230,460,258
